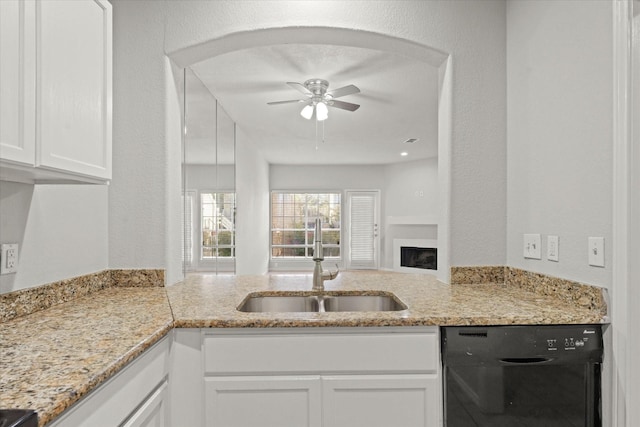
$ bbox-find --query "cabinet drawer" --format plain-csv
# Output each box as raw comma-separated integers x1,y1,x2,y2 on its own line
203,327,439,375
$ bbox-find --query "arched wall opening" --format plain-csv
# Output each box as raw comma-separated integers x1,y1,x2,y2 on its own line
167,26,453,283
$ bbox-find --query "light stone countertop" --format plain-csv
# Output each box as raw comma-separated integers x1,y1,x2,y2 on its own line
0,270,607,426
0,287,174,427
167,271,607,328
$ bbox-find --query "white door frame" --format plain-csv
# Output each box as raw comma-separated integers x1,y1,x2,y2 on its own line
611,1,638,426
345,189,380,270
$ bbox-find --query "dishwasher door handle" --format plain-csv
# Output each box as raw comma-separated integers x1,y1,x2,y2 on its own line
500,357,552,365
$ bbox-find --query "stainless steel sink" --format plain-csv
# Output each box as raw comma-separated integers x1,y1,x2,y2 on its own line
237,292,407,313
237,295,320,313
322,295,406,312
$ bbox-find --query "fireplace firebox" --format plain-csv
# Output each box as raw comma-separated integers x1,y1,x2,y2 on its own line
393,238,438,275
400,246,437,270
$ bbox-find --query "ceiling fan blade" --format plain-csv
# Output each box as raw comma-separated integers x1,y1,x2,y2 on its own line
329,99,360,112
326,84,360,99
267,99,306,105
286,82,313,96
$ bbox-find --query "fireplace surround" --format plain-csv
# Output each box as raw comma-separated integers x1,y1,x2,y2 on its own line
393,239,438,274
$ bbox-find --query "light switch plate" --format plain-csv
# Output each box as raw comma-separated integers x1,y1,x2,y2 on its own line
523,234,541,259
588,237,605,267
1,243,19,274
547,235,559,262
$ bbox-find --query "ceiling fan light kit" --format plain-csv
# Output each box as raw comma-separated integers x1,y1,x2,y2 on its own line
300,104,314,120
315,101,329,121
268,78,361,122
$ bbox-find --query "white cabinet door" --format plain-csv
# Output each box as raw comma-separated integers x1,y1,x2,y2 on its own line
322,375,441,427
36,0,111,180
0,0,36,165
204,376,322,427
121,380,168,427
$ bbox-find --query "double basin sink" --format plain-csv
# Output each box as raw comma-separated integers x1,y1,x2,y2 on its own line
238,291,407,313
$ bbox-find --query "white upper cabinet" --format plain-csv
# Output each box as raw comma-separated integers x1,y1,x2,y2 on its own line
0,0,36,166
0,0,112,184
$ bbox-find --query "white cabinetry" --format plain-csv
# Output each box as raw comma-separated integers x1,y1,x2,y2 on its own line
205,376,322,427
0,0,35,166
121,380,168,427
0,0,112,184
200,327,441,427
322,375,440,427
48,336,170,427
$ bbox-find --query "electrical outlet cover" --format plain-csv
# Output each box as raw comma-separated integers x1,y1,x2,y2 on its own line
523,234,541,260
588,237,605,267
1,243,19,274
547,235,559,262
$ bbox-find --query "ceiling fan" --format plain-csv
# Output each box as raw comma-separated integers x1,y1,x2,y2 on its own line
267,78,360,121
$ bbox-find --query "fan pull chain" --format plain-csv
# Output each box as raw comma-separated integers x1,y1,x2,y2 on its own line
315,118,319,150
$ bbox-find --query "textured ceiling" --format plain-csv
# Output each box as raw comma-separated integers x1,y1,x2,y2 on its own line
185,43,439,165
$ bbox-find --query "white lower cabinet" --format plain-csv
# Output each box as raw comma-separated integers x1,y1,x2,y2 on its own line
322,375,440,427
205,376,322,427
198,327,442,427
203,374,439,427
121,380,168,427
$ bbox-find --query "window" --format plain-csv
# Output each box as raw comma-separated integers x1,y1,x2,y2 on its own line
201,192,236,259
271,192,341,259
182,191,195,269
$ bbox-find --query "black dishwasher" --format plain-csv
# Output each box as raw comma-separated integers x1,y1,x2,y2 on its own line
441,325,603,427
0,410,37,427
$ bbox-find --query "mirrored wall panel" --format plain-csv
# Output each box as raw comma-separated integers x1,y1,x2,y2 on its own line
183,69,236,274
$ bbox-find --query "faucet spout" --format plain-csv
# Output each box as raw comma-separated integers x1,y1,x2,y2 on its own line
312,218,323,262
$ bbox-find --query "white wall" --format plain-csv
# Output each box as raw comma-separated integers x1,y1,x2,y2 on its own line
0,182,108,293
506,0,613,288
235,128,270,275
270,164,387,191
165,59,185,286
384,158,437,218
611,2,640,425
109,0,168,271
383,157,438,270
109,0,507,275
628,5,640,421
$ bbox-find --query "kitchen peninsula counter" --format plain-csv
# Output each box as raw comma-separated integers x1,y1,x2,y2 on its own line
167,271,607,328
0,271,607,426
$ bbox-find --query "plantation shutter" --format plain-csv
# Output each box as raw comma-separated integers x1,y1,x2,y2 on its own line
348,191,379,269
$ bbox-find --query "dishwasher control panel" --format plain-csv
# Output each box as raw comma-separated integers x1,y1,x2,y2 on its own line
442,325,604,365
535,326,602,353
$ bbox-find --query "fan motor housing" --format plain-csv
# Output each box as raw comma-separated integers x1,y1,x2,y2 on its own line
304,78,329,96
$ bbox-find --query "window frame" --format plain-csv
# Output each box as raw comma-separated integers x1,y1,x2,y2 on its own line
199,190,236,264
270,191,342,269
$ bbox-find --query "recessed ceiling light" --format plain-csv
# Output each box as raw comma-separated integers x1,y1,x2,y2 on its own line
400,152,409,156
403,138,419,144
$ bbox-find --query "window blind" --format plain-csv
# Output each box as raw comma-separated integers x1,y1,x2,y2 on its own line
349,192,377,269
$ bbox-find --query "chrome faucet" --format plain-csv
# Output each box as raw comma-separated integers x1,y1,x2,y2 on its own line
312,218,339,291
